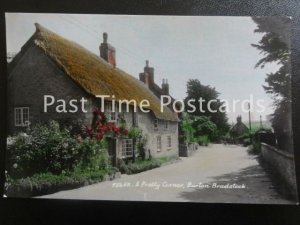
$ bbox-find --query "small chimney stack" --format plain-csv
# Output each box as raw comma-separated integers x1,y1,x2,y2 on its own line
162,78,169,95
139,60,154,88
144,74,150,86
100,32,116,67
144,60,154,85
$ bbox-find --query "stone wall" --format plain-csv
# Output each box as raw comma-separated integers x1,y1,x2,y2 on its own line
260,143,297,193
179,143,199,157
8,44,92,134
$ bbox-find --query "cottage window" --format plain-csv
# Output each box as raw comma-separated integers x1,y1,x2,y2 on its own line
167,136,172,149
164,120,169,130
14,107,30,127
157,136,162,152
154,119,159,130
121,139,133,158
105,102,117,122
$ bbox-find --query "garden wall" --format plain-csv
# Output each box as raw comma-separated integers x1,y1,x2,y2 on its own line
260,143,297,193
179,143,198,157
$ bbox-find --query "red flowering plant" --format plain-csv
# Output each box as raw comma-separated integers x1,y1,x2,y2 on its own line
82,107,128,141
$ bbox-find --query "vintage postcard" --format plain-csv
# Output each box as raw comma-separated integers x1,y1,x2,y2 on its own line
4,13,298,204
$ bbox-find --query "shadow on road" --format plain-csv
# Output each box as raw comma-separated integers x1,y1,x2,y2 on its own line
178,160,295,204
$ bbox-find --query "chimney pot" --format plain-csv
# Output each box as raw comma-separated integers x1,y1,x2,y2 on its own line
103,32,108,43
141,60,154,88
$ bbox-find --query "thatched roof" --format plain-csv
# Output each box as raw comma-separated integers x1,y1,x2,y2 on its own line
32,23,178,121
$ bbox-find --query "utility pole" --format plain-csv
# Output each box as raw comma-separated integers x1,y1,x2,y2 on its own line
260,115,263,129
248,103,252,131
248,103,252,144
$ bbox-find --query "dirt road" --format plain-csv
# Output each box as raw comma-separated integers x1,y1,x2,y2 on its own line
40,144,293,204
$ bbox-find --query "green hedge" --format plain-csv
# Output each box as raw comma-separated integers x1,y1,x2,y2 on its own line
5,168,118,197
118,156,175,175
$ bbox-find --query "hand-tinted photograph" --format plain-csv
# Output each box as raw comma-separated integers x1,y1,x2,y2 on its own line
4,13,297,204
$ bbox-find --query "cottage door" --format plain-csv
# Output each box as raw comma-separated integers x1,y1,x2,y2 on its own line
107,137,117,167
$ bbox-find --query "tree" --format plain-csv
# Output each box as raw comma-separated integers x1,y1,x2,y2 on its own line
180,112,195,144
192,116,218,142
184,79,229,136
252,17,293,152
251,17,291,106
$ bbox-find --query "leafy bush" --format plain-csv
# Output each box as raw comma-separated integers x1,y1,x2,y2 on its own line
193,116,218,142
247,129,267,154
247,140,261,155
236,128,258,146
7,121,77,177
128,127,149,160
137,134,148,160
118,157,174,175
197,135,210,146
5,169,110,197
6,121,110,178
180,112,195,144
128,127,142,140
75,138,109,171
125,159,161,174
117,159,130,174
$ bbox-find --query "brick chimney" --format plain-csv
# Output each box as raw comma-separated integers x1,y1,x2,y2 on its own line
100,32,116,67
162,78,169,95
139,60,154,88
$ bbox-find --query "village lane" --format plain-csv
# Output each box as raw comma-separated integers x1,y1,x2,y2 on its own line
39,144,292,204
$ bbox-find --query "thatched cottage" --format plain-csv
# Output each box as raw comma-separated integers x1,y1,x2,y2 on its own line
7,23,179,160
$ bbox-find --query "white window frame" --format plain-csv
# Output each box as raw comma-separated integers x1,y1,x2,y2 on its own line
105,102,117,122
14,107,30,127
167,136,172,149
164,120,169,130
121,139,133,158
154,119,159,131
157,136,162,152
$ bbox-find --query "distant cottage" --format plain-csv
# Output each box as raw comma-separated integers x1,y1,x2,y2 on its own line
230,116,249,138
7,23,179,161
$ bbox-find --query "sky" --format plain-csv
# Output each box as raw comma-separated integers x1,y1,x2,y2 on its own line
5,13,284,124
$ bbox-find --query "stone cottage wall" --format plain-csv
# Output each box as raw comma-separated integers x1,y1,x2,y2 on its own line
135,110,178,159
113,105,179,160
8,44,92,134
